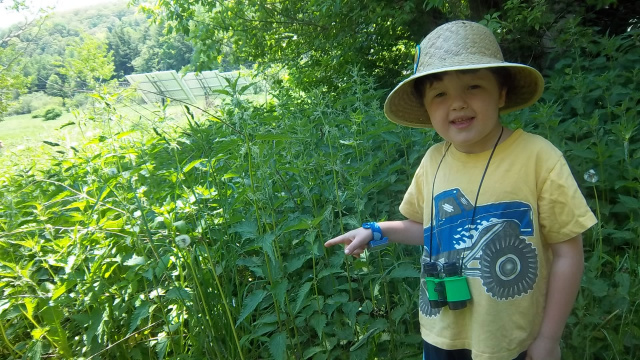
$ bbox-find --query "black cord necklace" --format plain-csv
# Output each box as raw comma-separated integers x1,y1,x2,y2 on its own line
428,126,504,264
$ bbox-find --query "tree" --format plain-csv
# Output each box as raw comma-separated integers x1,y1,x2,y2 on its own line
0,42,30,118
136,0,639,96
131,24,193,74
45,73,63,96
61,33,114,91
0,1,41,119
137,0,443,93
107,22,139,78
44,72,74,106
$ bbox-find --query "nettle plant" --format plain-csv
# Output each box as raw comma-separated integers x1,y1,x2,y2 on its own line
186,69,432,359
0,69,432,359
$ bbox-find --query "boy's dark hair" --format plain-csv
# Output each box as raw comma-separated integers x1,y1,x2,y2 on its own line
413,67,513,100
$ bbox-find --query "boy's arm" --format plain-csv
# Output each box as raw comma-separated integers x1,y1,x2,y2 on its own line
324,220,423,257
527,234,584,360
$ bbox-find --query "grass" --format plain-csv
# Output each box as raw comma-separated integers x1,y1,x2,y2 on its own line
0,103,178,172
0,113,78,146
0,91,268,150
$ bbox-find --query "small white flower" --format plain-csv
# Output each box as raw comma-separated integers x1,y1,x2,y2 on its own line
175,235,191,249
136,186,147,196
106,167,118,176
584,169,599,183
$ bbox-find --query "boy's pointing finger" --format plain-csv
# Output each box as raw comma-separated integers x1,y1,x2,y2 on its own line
324,234,349,247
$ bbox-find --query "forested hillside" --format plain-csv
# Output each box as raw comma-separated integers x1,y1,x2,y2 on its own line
0,1,195,117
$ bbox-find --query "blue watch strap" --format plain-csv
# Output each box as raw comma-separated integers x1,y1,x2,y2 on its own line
362,222,389,250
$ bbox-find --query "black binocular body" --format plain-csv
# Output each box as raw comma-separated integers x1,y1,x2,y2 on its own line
422,261,471,310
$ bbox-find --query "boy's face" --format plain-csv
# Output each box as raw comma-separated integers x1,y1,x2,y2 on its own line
422,69,507,154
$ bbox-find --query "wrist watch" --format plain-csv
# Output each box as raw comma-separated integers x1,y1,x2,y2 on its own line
362,222,389,250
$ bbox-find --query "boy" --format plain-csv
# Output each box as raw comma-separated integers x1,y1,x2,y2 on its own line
324,21,596,360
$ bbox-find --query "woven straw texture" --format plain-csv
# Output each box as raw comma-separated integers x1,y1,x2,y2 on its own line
384,21,544,128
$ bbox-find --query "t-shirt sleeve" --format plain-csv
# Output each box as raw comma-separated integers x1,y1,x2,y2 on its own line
399,156,427,223
538,156,598,243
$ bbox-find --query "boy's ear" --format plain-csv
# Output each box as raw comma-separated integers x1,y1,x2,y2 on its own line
498,87,507,108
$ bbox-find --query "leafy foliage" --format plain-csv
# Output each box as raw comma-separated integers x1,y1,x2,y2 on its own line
137,0,449,92
2,1,194,116
61,34,114,89
138,0,639,96
0,26,33,120
0,67,429,359
42,106,62,120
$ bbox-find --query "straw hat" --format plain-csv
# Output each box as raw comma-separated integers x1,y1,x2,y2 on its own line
384,20,544,128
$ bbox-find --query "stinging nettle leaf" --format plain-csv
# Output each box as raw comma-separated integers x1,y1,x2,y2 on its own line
25,339,43,360
317,268,343,279
261,233,276,262
231,221,258,239
236,289,267,326
618,194,640,209
268,332,287,359
156,336,169,360
124,255,147,266
166,287,192,301
280,219,310,233
388,263,420,279
327,292,349,304
255,134,296,141
52,280,77,300
309,313,327,339
270,279,289,312
241,324,277,345
284,253,310,273
183,158,206,173
302,346,324,359
294,282,313,314
128,301,151,335
342,301,359,325
349,326,382,351
40,304,72,356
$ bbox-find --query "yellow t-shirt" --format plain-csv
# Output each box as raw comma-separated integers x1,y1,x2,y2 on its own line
399,129,597,360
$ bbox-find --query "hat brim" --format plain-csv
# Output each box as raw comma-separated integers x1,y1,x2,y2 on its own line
384,63,545,128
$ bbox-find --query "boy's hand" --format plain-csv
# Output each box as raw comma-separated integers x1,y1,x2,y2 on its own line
526,336,560,360
324,228,372,257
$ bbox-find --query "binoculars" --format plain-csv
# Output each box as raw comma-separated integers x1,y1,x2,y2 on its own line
422,261,471,310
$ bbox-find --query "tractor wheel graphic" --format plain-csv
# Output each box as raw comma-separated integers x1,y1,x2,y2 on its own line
479,223,538,300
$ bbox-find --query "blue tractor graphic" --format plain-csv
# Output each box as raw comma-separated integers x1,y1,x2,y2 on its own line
420,188,538,316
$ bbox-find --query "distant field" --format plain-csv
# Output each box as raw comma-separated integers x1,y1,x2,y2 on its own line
0,93,265,158
0,102,201,148
0,113,79,146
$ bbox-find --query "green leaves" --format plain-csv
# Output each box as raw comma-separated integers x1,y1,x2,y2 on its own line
40,304,72,357
309,313,327,339
140,0,421,93
388,263,420,279
294,282,313,315
268,332,287,359
236,290,268,326
128,301,151,335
